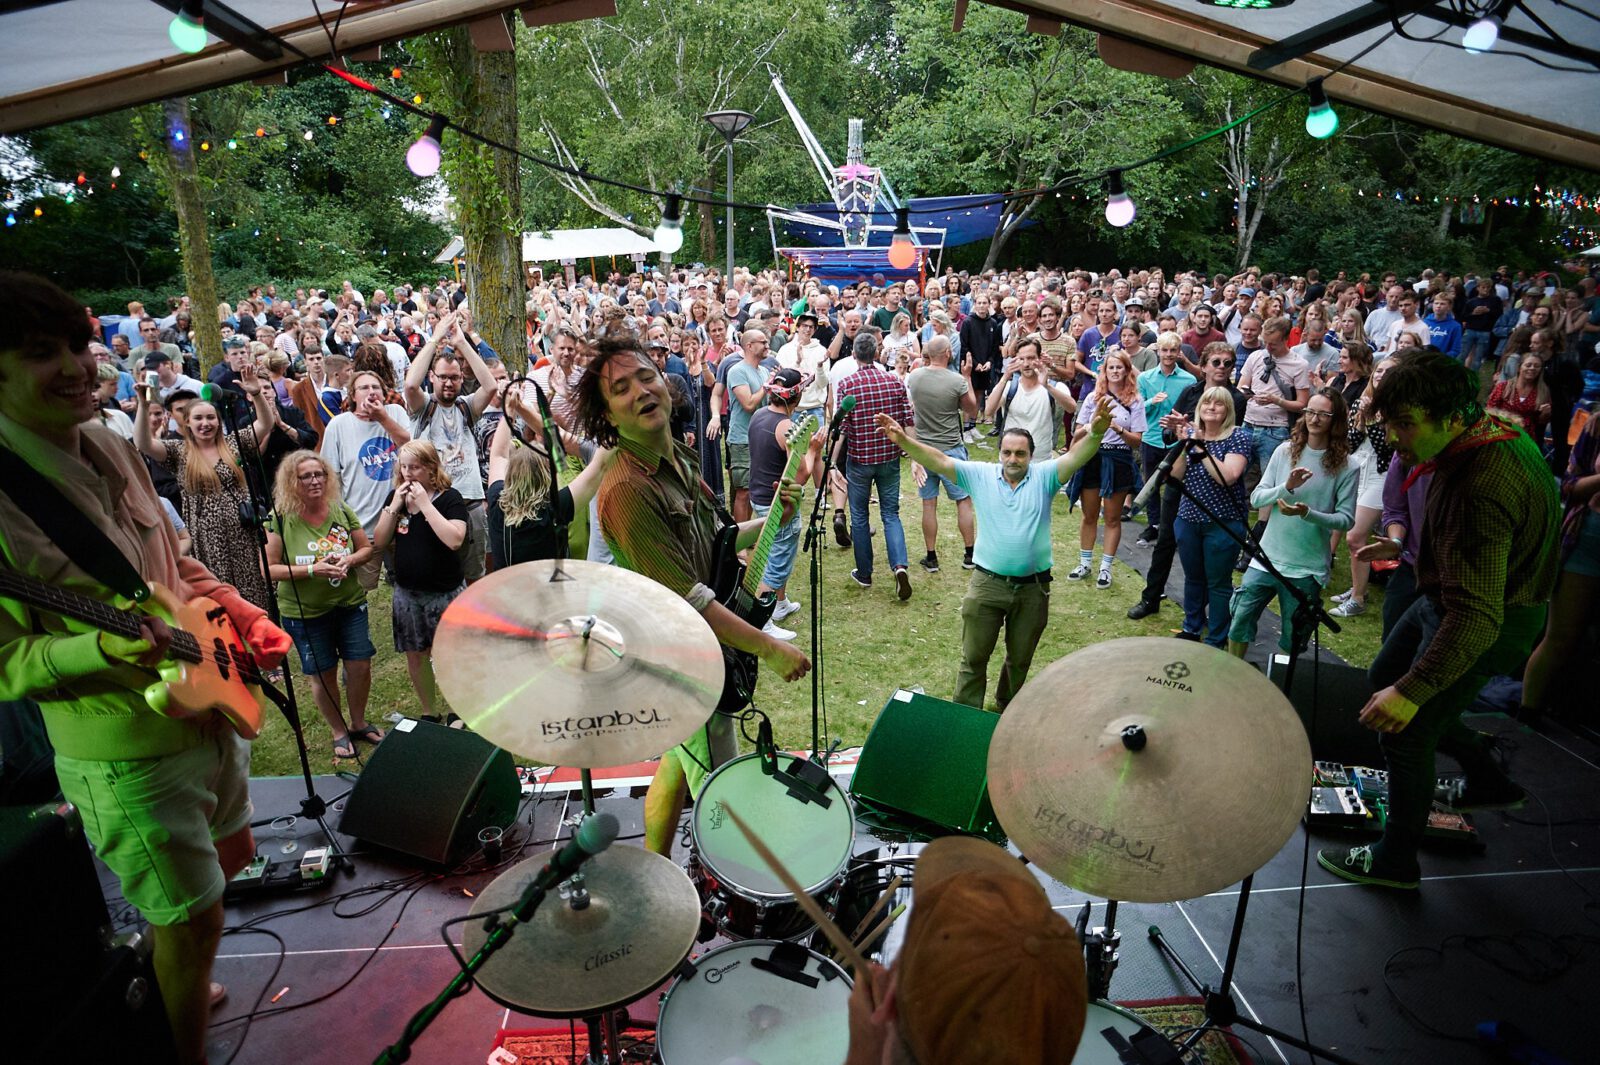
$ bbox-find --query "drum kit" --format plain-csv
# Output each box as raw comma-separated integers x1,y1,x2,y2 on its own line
376,562,1341,1065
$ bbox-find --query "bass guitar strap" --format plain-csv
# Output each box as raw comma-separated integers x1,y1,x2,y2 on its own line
0,444,151,603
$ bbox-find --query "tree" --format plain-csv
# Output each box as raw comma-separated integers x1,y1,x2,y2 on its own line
414,21,526,370
862,3,1190,271
514,0,844,266
152,99,223,373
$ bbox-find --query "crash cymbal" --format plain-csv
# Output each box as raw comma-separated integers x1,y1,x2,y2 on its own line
463,844,702,1017
433,559,724,767
986,638,1311,903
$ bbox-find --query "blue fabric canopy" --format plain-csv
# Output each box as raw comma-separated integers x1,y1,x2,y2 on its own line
781,193,1023,248
777,246,926,284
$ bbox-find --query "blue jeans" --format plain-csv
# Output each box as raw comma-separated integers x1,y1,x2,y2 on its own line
281,602,376,676
1244,424,1288,473
1460,328,1493,371
847,459,908,578
751,502,803,593
1173,515,1245,647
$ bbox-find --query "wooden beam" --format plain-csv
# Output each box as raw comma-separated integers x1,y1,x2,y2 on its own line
968,0,1600,172
953,0,969,33
521,0,618,30
469,14,515,52
347,45,383,63
1025,15,1061,37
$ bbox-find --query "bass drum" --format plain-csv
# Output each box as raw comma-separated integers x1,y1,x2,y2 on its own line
656,939,853,1065
1073,1001,1166,1062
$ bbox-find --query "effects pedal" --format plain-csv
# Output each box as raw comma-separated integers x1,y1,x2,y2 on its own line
1307,786,1374,831
1313,761,1351,787
1350,766,1390,802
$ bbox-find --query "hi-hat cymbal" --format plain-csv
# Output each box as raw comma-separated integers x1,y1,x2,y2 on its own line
433,559,724,767
986,638,1311,903
463,845,702,1017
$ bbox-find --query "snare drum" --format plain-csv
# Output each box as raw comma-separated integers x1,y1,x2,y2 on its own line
656,939,853,1065
1073,1001,1164,1062
690,753,855,940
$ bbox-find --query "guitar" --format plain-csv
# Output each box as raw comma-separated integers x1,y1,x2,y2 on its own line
0,570,269,739
709,413,819,708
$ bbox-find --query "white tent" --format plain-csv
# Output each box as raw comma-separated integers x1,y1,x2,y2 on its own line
1580,246,1600,258
434,228,664,264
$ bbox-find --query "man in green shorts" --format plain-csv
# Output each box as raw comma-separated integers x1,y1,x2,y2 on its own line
0,273,292,1064
577,336,810,856
874,395,1113,711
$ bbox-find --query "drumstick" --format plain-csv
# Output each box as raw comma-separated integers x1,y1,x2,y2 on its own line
720,803,871,974
849,875,903,941
854,902,907,953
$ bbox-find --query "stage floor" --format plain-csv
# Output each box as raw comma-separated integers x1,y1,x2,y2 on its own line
152,706,1600,1065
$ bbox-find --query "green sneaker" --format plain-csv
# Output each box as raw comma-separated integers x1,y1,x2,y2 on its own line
1317,844,1419,890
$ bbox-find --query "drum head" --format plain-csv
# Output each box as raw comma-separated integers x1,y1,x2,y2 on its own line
1073,1001,1159,1063
692,754,854,899
657,940,853,1065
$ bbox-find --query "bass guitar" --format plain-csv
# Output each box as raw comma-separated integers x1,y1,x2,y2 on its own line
708,413,819,708
0,570,269,739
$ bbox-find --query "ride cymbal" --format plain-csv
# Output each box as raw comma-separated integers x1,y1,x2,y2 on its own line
433,559,724,767
464,845,703,1016
986,638,1311,903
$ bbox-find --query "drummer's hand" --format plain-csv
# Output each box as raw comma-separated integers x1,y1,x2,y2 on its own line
761,638,811,683
845,962,894,1065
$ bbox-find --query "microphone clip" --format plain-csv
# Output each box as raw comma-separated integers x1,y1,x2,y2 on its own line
758,718,833,808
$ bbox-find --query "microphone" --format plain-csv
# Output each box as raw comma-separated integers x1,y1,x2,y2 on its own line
1132,436,1186,511
200,381,247,402
494,812,619,927
827,394,857,446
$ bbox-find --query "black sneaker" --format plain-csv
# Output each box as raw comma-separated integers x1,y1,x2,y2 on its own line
849,569,872,588
833,511,851,548
1317,845,1419,890
1127,599,1160,620
986,427,1000,437
1434,777,1527,812
895,568,913,601
961,548,976,570
1136,527,1159,546
919,553,940,573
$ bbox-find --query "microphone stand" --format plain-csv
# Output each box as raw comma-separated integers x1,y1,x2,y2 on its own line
215,385,352,875
800,426,846,763
1141,438,1360,1065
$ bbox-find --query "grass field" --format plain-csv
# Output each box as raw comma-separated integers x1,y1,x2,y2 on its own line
248,432,1387,778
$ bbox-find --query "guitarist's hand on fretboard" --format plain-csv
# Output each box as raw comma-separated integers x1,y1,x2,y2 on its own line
99,614,174,670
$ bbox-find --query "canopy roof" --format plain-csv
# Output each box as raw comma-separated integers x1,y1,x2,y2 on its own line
777,247,927,285
0,0,614,134
782,194,1026,249
981,0,1600,171
436,228,665,264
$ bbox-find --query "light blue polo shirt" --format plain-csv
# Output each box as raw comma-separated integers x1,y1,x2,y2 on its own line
1136,364,1195,448
953,459,1063,576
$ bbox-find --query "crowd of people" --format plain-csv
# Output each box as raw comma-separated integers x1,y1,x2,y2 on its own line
6,254,1600,1062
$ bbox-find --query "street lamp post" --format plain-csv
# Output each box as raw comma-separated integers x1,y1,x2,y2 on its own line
703,109,754,280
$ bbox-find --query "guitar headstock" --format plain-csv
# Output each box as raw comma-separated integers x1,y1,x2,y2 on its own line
787,413,819,449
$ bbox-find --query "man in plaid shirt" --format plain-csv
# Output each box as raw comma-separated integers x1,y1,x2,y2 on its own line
836,331,916,600
1320,349,1559,890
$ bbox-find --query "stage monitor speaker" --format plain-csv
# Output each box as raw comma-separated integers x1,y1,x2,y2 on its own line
849,689,1001,839
339,719,520,866
1268,654,1382,767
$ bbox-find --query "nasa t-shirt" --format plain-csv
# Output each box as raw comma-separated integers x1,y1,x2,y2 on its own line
320,406,409,535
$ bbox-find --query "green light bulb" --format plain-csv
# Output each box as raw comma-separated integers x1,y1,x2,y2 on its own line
1305,103,1339,140
168,14,206,54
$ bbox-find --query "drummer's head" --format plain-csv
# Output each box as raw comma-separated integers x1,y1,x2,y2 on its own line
575,335,670,448
873,838,1086,1064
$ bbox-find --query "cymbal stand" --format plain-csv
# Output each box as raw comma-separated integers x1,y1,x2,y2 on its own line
1075,900,1122,1001
570,767,620,1065
1148,875,1363,1065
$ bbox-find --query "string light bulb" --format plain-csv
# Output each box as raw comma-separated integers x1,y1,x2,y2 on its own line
887,206,916,269
1104,170,1136,228
406,114,447,177
168,0,206,54
111,166,121,178
1304,79,1339,140
653,193,684,254
1463,13,1501,54
226,138,237,149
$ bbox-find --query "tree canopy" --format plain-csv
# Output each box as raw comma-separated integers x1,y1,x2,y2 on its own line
3,0,1594,311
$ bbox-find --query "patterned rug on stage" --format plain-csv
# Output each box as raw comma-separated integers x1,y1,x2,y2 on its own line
489,999,1251,1064
489,1026,656,1064
1120,997,1252,1064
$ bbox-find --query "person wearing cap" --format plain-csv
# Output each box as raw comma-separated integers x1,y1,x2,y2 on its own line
1181,304,1228,376
747,368,826,639
843,836,1087,1065
776,312,831,434
143,349,204,406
